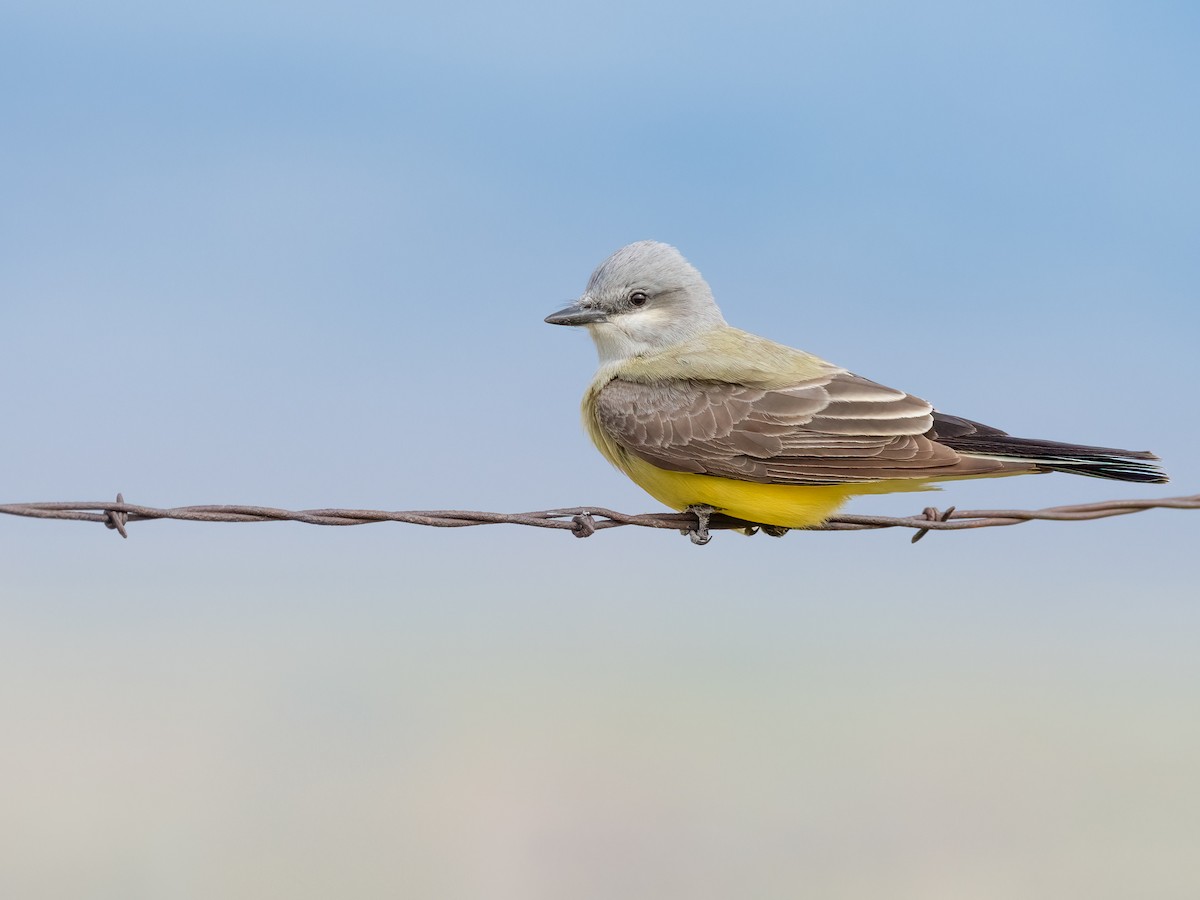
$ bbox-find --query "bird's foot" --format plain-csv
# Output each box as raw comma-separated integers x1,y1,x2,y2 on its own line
682,504,717,545
737,523,790,537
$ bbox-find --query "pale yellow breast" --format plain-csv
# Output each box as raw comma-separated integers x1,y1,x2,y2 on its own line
625,453,942,527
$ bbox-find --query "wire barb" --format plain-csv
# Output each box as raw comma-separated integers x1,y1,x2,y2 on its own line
911,506,956,544
102,492,129,539
1,493,1197,543
571,512,597,539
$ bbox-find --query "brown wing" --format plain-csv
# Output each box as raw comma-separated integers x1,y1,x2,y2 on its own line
595,372,1008,485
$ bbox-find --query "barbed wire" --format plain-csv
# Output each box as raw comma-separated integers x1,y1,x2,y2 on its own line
1,492,1196,544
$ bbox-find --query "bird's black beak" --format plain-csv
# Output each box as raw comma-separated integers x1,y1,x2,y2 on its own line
544,300,608,327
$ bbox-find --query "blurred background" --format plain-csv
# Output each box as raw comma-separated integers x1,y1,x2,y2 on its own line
2,1,1198,897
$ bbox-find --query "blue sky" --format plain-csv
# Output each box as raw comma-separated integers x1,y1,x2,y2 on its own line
2,2,1198,896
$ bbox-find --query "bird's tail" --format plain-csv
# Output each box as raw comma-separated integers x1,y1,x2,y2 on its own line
932,413,1169,484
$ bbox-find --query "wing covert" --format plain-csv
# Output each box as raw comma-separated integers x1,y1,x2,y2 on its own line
595,372,982,485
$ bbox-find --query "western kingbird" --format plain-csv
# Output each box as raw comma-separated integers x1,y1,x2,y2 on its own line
545,241,1167,533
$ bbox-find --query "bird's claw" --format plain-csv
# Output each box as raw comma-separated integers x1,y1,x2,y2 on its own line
682,504,716,545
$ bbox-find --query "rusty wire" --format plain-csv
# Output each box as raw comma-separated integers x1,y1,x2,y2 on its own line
1,491,1197,543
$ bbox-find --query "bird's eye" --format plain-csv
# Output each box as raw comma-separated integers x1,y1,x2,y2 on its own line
629,291,649,307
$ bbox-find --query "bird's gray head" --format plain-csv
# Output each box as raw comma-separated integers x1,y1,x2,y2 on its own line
545,241,727,364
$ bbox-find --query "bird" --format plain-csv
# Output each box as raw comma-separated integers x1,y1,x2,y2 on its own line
545,241,1168,540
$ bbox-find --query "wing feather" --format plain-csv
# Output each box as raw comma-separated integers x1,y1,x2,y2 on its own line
595,372,1001,485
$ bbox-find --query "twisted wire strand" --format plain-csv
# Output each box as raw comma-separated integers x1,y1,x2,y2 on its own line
1,493,1196,542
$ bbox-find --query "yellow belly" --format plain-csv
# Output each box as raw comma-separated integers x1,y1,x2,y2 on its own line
623,454,934,528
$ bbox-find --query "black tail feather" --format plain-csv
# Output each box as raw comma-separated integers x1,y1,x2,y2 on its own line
931,413,1169,484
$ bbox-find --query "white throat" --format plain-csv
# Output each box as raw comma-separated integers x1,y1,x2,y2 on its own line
586,307,725,365
588,324,661,365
